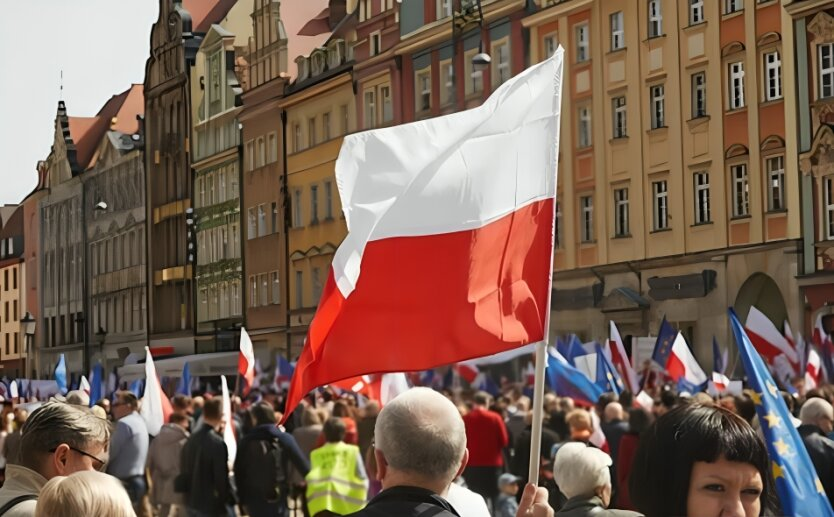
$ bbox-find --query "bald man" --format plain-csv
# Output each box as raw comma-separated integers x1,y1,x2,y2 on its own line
345,387,553,517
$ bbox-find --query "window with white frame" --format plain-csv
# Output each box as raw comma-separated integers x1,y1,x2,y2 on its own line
364,89,376,129
249,275,257,308
295,270,303,308
578,106,592,148
580,195,594,242
370,32,381,56
575,23,589,62
724,0,742,14
766,156,785,211
690,0,704,25
648,0,662,37
292,190,302,227
729,62,745,109
381,85,393,123
311,185,319,224
694,172,711,224
416,69,431,112
614,188,629,237
692,72,707,118
257,204,267,237
359,0,372,21
820,43,834,99
247,207,256,239
437,0,452,19
293,123,302,152
246,141,254,171
764,51,782,101
258,137,266,167
826,177,834,239
653,180,669,230
322,113,331,141
440,61,454,106
544,34,558,59
197,177,205,208
613,96,627,138
494,42,510,86
731,164,749,217
271,271,280,304
259,273,268,307
268,132,277,163
610,12,624,51
651,84,665,129
308,117,316,147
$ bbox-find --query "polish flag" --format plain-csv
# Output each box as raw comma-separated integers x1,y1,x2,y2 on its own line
745,306,799,371
140,346,174,436
220,375,237,466
665,332,708,387
609,321,640,393
238,327,255,395
282,50,565,420
712,371,730,393
454,363,480,384
806,347,822,390
79,376,90,396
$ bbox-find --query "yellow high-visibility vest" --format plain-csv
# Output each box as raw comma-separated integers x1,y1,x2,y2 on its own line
306,441,367,515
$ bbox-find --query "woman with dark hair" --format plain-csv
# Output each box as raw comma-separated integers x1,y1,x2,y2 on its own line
629,403,775,517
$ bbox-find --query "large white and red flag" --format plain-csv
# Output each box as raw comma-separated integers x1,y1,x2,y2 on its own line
238,327,256,395
745,306,799,372
806,347,822,390
282,49,565,420
140,347,173,436
609,321,639,393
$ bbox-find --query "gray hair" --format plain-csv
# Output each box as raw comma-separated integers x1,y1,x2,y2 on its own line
374,387,466,482
553,442,612,498
800,398,834,426
35,471,133,517
20,402,111,470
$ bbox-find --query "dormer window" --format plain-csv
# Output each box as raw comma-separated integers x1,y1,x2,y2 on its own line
311,51,326,76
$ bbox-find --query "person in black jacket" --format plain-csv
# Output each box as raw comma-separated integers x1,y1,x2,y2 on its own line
178,398,234,517
798,397,834,502
234,402,310,517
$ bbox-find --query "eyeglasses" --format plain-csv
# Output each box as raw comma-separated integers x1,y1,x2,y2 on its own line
49,446,107,472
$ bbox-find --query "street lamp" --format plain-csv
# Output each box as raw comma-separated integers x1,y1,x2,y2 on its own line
21,312,35,380
451,0,490,105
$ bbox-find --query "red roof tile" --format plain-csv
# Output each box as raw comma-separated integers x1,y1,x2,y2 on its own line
183,0,238,33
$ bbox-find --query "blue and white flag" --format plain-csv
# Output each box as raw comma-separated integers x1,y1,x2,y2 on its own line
54,354,68,395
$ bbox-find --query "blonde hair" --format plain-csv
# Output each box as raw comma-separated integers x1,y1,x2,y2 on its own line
35,471,134,517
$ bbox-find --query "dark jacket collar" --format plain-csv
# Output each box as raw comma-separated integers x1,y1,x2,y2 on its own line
560,495,605,512
368,485,460,515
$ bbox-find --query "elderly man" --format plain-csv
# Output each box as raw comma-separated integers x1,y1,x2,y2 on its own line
0,402,110,516
552,443,641,517
345,387,553,517
107,390,150,510
798,397,834,501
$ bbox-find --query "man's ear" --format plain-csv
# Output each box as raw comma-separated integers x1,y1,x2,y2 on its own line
453,448,469,480
374,448,387,482
52,443,70,475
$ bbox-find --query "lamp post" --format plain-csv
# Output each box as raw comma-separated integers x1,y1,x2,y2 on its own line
95,326,107,369
451,0,490,108
21,312,35,380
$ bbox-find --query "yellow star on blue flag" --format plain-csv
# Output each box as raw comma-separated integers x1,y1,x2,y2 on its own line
729,308,834,517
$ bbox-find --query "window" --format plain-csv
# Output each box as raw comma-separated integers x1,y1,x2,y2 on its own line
544,34,558,59
364,89,376,129
247,207,256,239
207,174,215,204
612,96,627,138
271,271,280,304
826,177,834,240
575,23,589,62
690,0,704,25
821,43,834,99
610,12,624,51
578,106,591,148
416,70,431,113
322,113,331,141
766,156,785,211
258,137,266,167
694,172,711,224
311,185,319,224
341,104,350,134
729,62,745,109
731,164,749,217
724,0,742,14
440,62,454,106
218,172,226,202
324,181,334,219
648,0,662,37
381,85,393,123
257,204,267,237
259,273,268,307
295,271,304,307
494,42,510,86
763,51,782,101
651,84,665,129
580,196,594,242
249,276,257,307
653,180,669,230
246,141,254,171
465,49,484,96
614,188,629,237
692,72,707,118
369,31,381,56
312,267,323,303
293,123,302,153
308,117,317,147
12,267,17,290
359,0,371,21
197,177,205,207
271,202,279,234
293,190,302,227
268,132,278,163
437,0,452,19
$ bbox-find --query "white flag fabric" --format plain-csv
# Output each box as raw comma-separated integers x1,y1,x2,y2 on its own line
140,347,171,436
380,373,410,405
221,375,237,466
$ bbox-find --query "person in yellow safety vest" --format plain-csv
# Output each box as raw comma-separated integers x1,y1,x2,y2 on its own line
306,417,369,516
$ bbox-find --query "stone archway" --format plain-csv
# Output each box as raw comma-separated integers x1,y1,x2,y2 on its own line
733,272,788,327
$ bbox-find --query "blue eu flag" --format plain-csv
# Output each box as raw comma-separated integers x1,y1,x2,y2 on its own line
729,308,834,516
177,362,192,396
651,317,677,369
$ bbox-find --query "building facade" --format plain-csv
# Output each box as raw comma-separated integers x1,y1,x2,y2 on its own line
0,206,26,377
22,165,48,379
189,1,253,353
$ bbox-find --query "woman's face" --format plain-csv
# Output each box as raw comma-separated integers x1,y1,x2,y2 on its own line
686,457,763,517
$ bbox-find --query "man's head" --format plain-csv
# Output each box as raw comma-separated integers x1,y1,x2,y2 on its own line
323,417,347,443
800,397,834,434
498,473,521,496
251,401,277,427
20,402,111,479
169,413,189,430
373,388,468,495
603,402,624,424
553,443,613,507
171,394,192,416
566,409,593,437
472,391,491,408
65,391,90,407
110,391,139,421
202,398,224,430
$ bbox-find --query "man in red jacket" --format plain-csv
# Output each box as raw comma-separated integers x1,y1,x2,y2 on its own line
463,391,509,508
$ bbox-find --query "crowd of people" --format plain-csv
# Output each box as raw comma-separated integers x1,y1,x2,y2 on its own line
0,374,830,516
